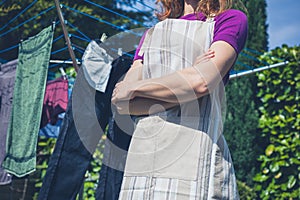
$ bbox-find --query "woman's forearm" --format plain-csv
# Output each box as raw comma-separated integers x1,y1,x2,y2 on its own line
131,41,237,103
132,67,206,104
112,41,236,106
115,97,178,115
122,59,143,82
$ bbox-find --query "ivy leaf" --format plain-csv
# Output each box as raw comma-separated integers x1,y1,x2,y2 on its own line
265,144,275,156
253,174,269,182
287,175,296,189
269,162,280,173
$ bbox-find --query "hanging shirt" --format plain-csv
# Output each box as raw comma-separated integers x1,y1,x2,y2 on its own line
0,59,17,185
40,77,68,129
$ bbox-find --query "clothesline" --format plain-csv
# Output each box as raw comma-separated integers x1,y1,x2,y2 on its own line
0,0,288,76
229,61,289,79
0,0,38,32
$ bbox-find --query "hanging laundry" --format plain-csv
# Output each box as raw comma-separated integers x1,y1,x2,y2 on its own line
39,113,65,138
2,25,54,177
40,76,68,129
38,40,134,200
0,59,17,185
82,40,114,93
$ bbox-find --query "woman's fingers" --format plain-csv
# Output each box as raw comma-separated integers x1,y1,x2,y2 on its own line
111,81,134,105
194,49,215,66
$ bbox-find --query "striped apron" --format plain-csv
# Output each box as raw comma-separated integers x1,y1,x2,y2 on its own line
119,18,239,200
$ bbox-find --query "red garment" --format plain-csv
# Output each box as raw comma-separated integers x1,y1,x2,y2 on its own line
40,77,68,128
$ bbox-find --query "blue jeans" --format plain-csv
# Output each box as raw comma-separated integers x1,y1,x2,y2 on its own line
95,111,134,200
38,53,133,200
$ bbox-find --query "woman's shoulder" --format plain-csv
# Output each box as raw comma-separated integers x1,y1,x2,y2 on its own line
215,9,247,22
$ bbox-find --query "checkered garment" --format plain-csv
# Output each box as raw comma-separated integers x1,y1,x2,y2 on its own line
119,18,240,200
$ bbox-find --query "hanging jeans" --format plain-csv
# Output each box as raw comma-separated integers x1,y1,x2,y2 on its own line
95,110,135,200
38,49,133,200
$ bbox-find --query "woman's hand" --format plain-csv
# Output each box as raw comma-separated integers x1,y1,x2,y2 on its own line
193,49,215,66
111,81,135,105
122,59,143,82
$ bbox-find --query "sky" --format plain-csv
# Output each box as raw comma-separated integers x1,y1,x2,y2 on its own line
266,0,300,50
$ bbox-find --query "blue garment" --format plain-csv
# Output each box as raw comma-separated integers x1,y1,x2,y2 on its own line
38,40,134,199
39,113,65,138
95,111,134,200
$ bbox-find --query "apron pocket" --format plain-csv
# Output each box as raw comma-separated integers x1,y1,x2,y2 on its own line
124,116,205,181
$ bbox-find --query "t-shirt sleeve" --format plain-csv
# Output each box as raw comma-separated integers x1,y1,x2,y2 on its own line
133,31,148,61
213,9,248,54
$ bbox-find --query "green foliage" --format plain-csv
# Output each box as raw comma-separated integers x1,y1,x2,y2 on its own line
253,45,300,199
0,0,150,61
237,180,257,200
242,0,268,51
224,0,268,187
79,135,106,199
224,76,261,186
33,136,57,200
0,1,151,198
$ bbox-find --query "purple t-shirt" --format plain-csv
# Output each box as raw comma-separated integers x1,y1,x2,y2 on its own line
134,9,248,60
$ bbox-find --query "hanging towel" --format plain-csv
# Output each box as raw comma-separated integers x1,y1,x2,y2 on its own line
40,77,68,128
2,25,54,177
0,59,17,185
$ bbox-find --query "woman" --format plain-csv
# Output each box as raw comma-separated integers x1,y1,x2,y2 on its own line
112,0,248,199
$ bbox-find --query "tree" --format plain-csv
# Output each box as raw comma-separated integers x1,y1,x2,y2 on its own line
0,0,150,62
253,44,300,199
223,0,268,187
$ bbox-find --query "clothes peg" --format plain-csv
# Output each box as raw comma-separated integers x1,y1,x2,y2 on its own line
100,33,107,42
118,48,123,56
59,67,67,79
19,38,24,49
51,21,56,31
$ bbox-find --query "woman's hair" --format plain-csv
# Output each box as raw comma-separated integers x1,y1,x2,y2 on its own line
155,0,247,20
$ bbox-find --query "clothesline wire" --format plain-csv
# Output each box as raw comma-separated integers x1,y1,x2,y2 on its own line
61,4,142,37
84,0,148,27
53,34,64,44
244,48,265,56
0,5,55,38
0,44,18,54
0,33,65,55
244,47,286,64
69,34,91,43
73,46,85,54
136,0,156,11
117,1,153,16
0,0,38,32
0,0,8,6
235,61,254,70
51,46,68,55
0,0,286,73
66,21,91,41
239,51,270,66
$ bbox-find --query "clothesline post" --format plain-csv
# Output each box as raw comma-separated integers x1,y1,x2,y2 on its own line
54,0,79,72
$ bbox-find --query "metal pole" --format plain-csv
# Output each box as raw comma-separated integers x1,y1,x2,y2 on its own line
54,0,79,72
229,61,289,80
50,59,81,65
